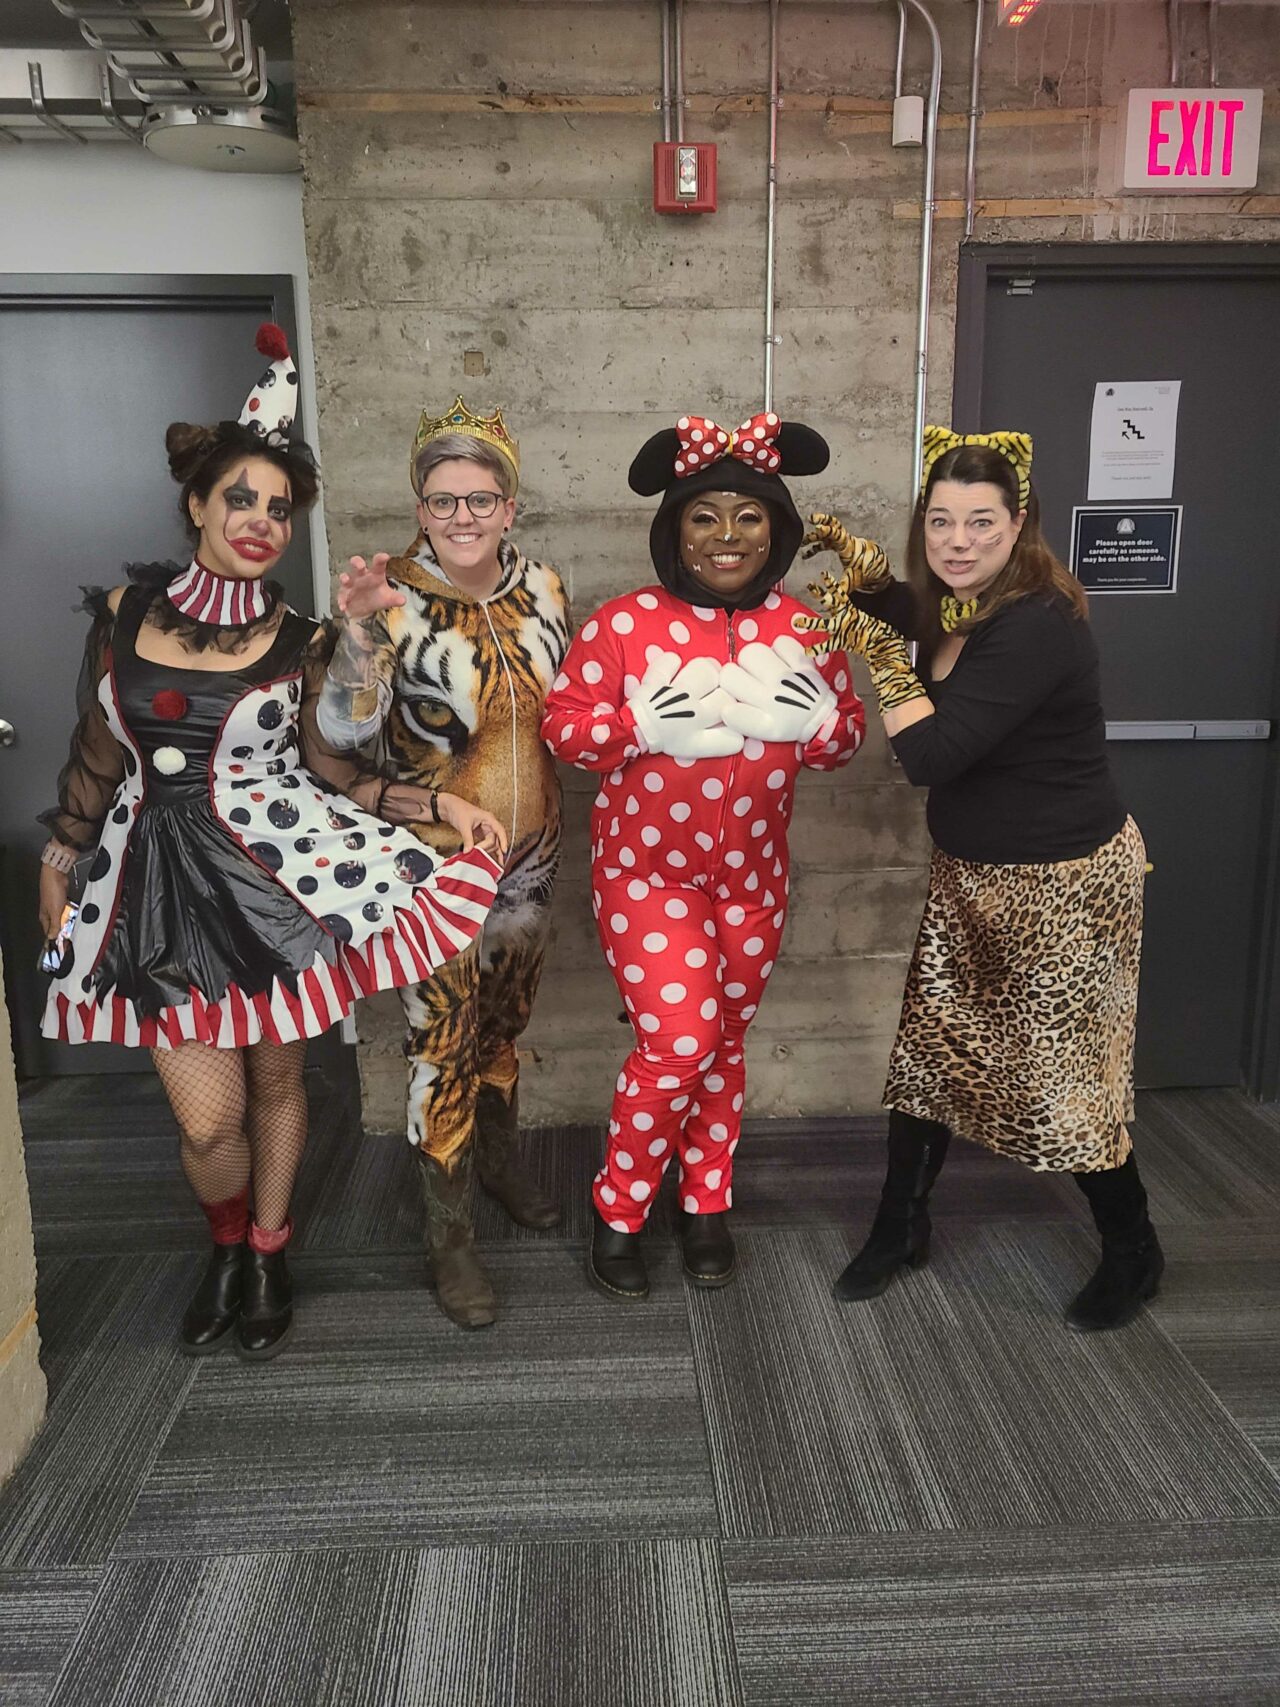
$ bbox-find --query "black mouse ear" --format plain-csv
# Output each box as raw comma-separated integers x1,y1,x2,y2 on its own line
776,423,830,476
628,429,683,496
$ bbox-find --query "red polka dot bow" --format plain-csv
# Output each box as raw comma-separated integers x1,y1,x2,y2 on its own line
674,412,782,478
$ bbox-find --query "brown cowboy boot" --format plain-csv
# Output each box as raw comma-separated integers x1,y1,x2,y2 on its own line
416,1146,497,1329
475,1084,561,1231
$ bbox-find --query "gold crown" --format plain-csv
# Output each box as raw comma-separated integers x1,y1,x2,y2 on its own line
410,396,520,491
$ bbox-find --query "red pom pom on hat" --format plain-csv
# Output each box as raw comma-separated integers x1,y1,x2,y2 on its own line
255,322,290,361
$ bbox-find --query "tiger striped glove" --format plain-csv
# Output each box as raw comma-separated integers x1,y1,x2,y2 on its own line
795,577,928,717
800,515,894,593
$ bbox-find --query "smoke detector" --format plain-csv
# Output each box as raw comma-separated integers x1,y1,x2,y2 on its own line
142,102,298,172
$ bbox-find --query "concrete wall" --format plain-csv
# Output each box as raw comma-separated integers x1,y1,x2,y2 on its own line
0,952,46,1482
292,0,1280,1127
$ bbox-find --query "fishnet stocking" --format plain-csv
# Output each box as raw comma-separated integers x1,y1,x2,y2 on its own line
152,1038,309,1229
244,1039,309,1232
152,1042,251,1206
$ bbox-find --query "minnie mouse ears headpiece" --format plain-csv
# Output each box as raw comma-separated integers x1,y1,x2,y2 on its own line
628,411,829,496
237,323,299,448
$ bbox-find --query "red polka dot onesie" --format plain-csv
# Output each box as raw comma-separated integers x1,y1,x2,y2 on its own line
542,584,864,1232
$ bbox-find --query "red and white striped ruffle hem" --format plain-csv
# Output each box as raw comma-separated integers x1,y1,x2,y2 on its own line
44,852,499,1050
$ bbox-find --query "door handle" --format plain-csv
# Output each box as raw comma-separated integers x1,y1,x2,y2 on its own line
1105,720,1272,741
0,718,14,748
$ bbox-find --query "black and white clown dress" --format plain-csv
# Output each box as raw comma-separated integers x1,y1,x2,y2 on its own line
42,582,500,1049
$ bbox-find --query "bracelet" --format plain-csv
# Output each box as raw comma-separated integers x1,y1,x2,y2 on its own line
429,786,442,825
40,840,78,875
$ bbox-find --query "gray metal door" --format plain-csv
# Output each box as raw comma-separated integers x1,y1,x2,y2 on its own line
959,249,1280,1089
0,282,313,1078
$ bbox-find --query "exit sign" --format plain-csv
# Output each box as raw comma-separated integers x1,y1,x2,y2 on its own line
1122,88,1263,191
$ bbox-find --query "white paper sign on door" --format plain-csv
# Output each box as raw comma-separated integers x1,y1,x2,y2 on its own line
1088,381,1182,500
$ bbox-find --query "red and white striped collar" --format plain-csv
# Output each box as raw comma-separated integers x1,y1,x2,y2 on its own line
167,559,270,626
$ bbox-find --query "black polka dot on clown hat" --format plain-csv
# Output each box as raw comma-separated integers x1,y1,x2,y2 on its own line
257,700,284,731
322,913,354,942
88,847,111,883
394,848,434,884
334,861,367,888
267,800,301,830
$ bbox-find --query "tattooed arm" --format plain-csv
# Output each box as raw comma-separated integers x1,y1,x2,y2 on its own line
314,553,402,750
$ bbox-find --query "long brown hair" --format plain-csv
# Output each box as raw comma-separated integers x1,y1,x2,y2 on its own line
906,443,1086,659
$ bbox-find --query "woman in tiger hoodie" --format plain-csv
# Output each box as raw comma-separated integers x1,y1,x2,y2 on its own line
317,400,570,1329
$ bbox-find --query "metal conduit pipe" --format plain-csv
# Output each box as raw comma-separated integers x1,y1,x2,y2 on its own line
964,0,985,240
674,0,686,144
894,3,907,99
896,0,942,499
661,0,672,143
763,0,782,411
1208,0,1220,87
1168,0,1181,85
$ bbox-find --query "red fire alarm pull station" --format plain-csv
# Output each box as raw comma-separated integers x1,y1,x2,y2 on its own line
654,141,718,214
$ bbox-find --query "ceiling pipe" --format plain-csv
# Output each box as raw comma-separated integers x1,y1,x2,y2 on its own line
1208,0,1220,87
28,61,87,142
1168,0,1181,85
896,0,942,500
763,0,782,412
964,0,985,241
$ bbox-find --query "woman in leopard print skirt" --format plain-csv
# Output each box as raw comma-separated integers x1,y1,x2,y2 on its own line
799,429,1161,1333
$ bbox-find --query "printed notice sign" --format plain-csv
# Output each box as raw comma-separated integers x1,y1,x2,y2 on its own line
1070,505,1182,594
1088,380,1182,500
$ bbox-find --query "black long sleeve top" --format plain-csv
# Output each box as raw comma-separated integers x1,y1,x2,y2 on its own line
888,591,1127,865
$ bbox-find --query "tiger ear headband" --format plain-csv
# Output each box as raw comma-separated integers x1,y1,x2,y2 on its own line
920,426,1033,512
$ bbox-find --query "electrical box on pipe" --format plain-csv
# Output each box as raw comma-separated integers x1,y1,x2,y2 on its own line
654,141,718,214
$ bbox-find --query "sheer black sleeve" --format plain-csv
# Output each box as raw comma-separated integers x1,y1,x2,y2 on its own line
38,591,126,852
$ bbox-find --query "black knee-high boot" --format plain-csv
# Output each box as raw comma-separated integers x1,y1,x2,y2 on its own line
1067,1152,1163,1332
833,1111,950,1302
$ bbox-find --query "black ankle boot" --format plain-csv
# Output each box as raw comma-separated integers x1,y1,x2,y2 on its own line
587,1210,649,1300
833,1113,950,1302
181,1242,244,1355
1067,1153,1164,1332
237,1243,293,1360
677,1210,736,1287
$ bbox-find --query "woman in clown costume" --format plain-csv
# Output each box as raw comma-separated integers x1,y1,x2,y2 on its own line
542,411,864,1299
36,325,504,1360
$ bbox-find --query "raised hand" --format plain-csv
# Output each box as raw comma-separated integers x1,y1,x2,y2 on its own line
719,635,836,744
626,652,744,759
800,515,893,592
336,553,405,623
793,602,926,716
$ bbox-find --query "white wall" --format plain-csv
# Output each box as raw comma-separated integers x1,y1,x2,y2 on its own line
0,144,329,607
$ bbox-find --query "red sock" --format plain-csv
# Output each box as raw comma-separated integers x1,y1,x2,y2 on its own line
200,1187,250,1246
248,1218,293,1255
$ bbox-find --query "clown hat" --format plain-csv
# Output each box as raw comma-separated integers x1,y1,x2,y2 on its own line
238,323,298,447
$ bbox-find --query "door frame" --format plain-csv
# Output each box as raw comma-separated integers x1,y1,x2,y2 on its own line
953,242,1280,1102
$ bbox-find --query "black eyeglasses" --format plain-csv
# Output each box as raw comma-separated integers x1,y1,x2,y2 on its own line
421,490,502,519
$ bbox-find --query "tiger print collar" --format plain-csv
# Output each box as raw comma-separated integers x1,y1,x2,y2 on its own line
391,533,524,604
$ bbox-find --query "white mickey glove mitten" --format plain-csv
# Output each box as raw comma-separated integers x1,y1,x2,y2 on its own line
719,634,837,744
626,652,744,759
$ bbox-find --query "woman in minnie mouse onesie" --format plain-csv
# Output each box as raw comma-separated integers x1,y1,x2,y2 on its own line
542,412,864,1300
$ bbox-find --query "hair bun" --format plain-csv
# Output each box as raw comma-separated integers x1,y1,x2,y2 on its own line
165,420,221,483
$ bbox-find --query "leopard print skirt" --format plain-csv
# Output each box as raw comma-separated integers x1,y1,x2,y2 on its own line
884,816,1145,1173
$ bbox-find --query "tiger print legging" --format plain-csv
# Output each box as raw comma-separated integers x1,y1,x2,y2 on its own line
398,897,552,1169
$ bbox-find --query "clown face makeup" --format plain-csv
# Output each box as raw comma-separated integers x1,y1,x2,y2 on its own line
417,456,516,591
923,479,1026,600
678,491,773,602
190,457,294,581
